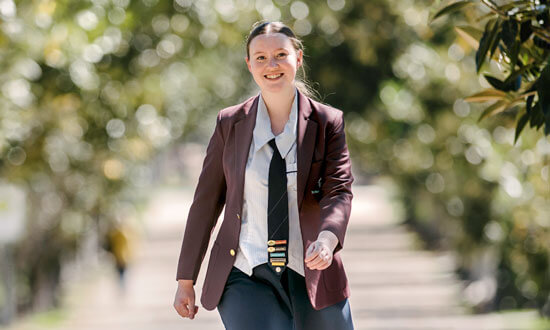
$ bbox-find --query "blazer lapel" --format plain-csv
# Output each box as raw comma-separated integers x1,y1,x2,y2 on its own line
233,91,316,212
234,96,259,212
297,90,317,210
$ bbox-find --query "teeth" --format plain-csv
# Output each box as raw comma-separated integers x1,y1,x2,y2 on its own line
266,74,282,79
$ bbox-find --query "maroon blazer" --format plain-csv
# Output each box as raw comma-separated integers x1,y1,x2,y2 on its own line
176,89,354,310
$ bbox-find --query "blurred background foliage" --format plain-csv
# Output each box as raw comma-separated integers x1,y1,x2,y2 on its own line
0,0,549,324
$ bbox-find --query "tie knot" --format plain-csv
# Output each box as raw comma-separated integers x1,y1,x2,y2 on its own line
268,138,278,152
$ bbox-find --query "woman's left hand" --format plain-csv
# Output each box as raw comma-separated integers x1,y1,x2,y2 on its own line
304,231,339,270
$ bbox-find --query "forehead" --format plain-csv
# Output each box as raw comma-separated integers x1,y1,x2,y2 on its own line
249,32,294,54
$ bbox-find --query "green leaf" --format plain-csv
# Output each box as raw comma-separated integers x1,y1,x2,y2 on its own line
501,19,518,50
520,21,532,43
512,75,521,91
455,26,483,48
533,36,550,50
526,94,535,115
498,1,534,13
465,89,508,102
477,100,508,122
478,97,524,122
529,102,544,128
501,19,521,71
484,75,517,91
509,40,521,72
514,111,529,144
430,1,474,23
536,61,550,117
505,68,525,86
486,73,521,92
488,19,503,59
476,19,497,72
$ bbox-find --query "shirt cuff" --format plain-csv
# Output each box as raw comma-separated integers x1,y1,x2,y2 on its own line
317,230,339,252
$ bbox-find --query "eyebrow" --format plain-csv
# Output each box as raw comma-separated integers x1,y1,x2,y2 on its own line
252,48,288,56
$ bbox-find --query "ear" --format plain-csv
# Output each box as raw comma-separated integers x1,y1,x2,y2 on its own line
296,50,303,68
245,56,252,72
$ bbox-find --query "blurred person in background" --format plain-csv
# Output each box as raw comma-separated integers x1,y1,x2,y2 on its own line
173,21,354,330
104,218,137,292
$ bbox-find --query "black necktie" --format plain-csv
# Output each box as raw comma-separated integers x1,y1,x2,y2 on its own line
267,138,289,275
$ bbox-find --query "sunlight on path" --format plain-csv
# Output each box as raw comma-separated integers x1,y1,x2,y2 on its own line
5,185,541,330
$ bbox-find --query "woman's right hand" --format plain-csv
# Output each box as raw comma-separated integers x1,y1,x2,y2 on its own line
173,279,199,319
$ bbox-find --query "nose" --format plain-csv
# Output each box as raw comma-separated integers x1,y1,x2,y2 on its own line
268,57,278,67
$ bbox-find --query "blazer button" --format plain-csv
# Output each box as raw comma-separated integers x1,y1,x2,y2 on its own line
230,249,235,256
237,213,240,220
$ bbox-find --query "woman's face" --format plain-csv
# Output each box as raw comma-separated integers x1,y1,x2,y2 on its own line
245,32,303,94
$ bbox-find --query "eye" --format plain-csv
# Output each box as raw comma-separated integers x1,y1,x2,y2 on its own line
278,53,287,58
256,55,265,61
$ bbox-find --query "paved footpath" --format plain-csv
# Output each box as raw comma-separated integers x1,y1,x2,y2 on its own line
6,185,541,330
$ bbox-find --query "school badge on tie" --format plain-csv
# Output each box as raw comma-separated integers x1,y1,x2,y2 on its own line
267,239,287,273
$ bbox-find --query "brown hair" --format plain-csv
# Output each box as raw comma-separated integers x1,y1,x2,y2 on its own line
245,21,319,100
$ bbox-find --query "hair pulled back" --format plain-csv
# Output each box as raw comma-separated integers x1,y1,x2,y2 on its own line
245,21,318,100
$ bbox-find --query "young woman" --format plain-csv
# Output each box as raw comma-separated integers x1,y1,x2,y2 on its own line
173,21,354,330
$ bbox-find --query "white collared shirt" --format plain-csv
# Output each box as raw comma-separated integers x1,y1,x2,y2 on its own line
233,88,305,277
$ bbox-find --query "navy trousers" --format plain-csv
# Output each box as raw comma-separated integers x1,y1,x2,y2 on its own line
217,264,354,330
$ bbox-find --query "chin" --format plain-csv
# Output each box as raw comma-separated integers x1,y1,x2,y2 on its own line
258,82,292,94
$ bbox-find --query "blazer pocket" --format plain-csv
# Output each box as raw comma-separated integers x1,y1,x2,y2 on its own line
202,242,220,294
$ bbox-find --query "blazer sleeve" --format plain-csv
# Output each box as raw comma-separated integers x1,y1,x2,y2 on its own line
318,111,353,254
176,111,227,283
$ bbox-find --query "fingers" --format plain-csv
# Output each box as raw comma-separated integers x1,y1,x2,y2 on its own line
188,297,196,319
305,242,333,270
174,288,198,320
173,299,190,318
307,254,330,270
174,299,198,319
304,242,320,262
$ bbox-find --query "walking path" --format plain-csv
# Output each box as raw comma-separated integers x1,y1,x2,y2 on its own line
6,185,540,330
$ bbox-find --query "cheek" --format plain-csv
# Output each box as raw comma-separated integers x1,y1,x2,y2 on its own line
284,60,297,69
251,64,264,74
284,64,298,76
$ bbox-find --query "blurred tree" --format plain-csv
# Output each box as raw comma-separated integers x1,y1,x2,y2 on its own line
0,0,256,315
1,0,549,323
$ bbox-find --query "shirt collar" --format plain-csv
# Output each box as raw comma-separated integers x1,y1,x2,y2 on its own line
253,88,298,158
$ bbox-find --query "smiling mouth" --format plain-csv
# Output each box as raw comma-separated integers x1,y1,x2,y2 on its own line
264,73,283,80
